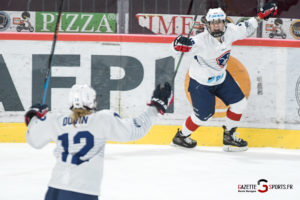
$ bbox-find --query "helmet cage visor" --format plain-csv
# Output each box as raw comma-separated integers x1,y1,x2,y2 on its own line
206,19,227,38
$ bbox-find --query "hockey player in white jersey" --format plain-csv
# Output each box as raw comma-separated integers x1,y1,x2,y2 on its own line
172,2,278,151
25,83,172,200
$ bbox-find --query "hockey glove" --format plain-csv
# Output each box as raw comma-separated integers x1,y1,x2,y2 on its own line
173,35,193,53
258,2,278,20
148,82,174,115
25,104,49,126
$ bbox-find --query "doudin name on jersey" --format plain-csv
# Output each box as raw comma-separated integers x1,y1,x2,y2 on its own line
63,116,89,126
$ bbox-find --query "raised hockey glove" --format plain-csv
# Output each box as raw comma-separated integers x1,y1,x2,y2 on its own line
148,82,174,115
25,104,49,126
173,35,193,53
258,2,278,20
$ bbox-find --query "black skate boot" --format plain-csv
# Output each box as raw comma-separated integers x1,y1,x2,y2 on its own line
172,129,197,148
223,126,248,152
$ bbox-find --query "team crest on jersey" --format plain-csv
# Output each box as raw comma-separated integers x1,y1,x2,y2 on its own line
216,50,231,68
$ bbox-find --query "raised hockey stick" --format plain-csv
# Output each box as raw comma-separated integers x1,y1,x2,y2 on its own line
41,0,65,105
171,13,198,84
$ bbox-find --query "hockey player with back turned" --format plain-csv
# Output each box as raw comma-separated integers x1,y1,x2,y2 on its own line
172,2,278,151
25,83,172,200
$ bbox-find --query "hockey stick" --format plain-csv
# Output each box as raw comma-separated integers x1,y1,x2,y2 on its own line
171,0,199,85
41,0,65,105
171,13,198,84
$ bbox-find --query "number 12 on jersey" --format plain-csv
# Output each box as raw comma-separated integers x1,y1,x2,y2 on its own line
58,131,94,165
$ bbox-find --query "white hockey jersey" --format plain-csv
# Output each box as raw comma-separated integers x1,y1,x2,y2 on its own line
26,106,158,196
187,17,258,86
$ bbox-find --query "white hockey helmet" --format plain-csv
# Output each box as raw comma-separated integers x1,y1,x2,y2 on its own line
205,8,227,37
68,84,97,110
205,8,226,22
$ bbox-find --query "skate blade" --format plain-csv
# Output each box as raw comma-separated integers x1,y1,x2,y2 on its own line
223,145,248,152
170,142,196,150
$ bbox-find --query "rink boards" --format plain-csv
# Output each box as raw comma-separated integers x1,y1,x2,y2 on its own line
0,33,300,148
1,123,300,149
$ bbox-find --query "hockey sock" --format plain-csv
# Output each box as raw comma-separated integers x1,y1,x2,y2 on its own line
224,109,242,130
181,116,199,136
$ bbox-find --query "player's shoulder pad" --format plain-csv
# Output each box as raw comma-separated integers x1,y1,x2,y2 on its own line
227,22,238,29
96,110,121,119
226,22,243,33
234,17,257,28
192,32,204,42
194,31,209,42
56,111,70,120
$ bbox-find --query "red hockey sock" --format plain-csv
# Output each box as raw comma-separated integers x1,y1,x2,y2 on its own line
225,109,242,130
226,109,242,121
181,116,200,136
185,116,199,131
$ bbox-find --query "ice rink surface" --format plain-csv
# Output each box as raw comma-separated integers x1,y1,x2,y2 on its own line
1,143,300,200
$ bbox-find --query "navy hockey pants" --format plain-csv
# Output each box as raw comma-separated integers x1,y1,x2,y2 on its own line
188,71,245,121
45,187,98,200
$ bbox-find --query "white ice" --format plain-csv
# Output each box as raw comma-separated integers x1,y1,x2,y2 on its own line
1,143,300,200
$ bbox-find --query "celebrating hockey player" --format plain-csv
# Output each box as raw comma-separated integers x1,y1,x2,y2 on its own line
25,83,172,200
172,3,278,151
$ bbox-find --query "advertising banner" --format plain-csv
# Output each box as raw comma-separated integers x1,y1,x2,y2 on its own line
0,11,36,32
35,12,117,33
262,18,300,40
0,11,117,33
137,13,300,40
0,36,300,131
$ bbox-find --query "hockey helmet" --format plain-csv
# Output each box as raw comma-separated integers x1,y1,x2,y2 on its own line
68,84,97,110
205,8,227,37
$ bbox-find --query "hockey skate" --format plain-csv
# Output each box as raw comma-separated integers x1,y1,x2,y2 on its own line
172,129,197,148
222,126,248,152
